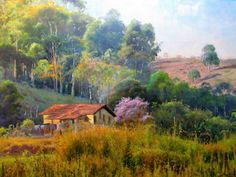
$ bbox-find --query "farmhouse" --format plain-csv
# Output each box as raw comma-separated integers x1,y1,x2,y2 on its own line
40,104,116,129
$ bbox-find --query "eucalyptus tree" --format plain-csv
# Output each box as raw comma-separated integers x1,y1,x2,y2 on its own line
75,52,135,103
201,44,220,69
20,3,90,92
84,9,125,58
119,20,160,81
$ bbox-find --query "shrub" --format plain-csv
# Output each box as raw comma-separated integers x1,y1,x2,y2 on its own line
231,112,236,122
21,119,35,136
0,127,8,137
214,82,233,95
21,119,35,129
0,80,24,127
153,101,189,134
206,117,232,141
188,69,201,82
109,78,146,109
153,101,231,142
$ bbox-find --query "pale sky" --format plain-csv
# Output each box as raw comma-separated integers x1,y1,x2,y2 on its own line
85,0,236,59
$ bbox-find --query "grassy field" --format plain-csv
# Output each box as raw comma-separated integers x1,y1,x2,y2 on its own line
203,68,236,88
16,83,89,120
0,126,235,177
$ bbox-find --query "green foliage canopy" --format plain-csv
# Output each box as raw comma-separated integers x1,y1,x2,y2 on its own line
84,10,125,57
201,44,220,68
147,71,174,103
109,78,146,108
0,80,24,127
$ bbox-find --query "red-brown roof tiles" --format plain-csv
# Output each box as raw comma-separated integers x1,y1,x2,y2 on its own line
40,104,115,120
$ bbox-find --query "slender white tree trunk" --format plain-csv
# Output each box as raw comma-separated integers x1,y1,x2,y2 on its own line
71,74,75,96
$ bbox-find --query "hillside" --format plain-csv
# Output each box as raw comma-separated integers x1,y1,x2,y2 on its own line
16,83,88,120
152,58,236,89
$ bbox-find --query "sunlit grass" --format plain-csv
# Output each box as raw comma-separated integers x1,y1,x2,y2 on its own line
16,83,89,113
0,136,57,156
0,126,235,177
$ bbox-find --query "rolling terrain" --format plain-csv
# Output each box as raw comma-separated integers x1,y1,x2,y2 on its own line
152,58,236,89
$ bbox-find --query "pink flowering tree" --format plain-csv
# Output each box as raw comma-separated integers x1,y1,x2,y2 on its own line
114,97,150,123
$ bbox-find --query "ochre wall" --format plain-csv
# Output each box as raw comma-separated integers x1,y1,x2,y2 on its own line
87,115,94,124
43,115,60,124
94,108,115,125
43,108,115,125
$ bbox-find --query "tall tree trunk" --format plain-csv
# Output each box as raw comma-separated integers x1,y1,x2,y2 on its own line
71,58,76,97
55,71,58,92
49,22,59,92
35,106,39,118
71,74,75,97
13,59,17,81
30,65,35,87
80,81,83,96
55,24,59,92
65,83,69,95
60,78,63,94
13,38,19,81
52,45,58,92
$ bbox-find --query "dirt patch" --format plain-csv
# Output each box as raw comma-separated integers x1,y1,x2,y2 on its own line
1,144,55,156
200,73,222,81
152,58,236,88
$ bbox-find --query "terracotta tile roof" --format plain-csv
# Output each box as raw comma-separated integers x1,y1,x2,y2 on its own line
40,104,115,120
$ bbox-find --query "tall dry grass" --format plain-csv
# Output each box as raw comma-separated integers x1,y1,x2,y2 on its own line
0,136,57,156
0,126,235,177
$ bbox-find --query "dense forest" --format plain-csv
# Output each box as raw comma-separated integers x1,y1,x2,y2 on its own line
0,0,159,95
0,0,159,121
0,0,236,142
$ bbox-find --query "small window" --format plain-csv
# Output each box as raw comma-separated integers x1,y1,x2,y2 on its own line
94,116,97,124
103,115,105,123
108,116,111,124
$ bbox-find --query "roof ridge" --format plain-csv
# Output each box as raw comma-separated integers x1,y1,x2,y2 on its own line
51,103,105,105
39,103,107,116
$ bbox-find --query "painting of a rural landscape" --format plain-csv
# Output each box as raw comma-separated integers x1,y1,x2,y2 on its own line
0,0,236,176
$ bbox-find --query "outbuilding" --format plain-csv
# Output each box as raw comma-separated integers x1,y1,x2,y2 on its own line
40,104,116,129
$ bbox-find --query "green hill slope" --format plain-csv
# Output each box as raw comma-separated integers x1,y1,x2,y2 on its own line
16,83,88,121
